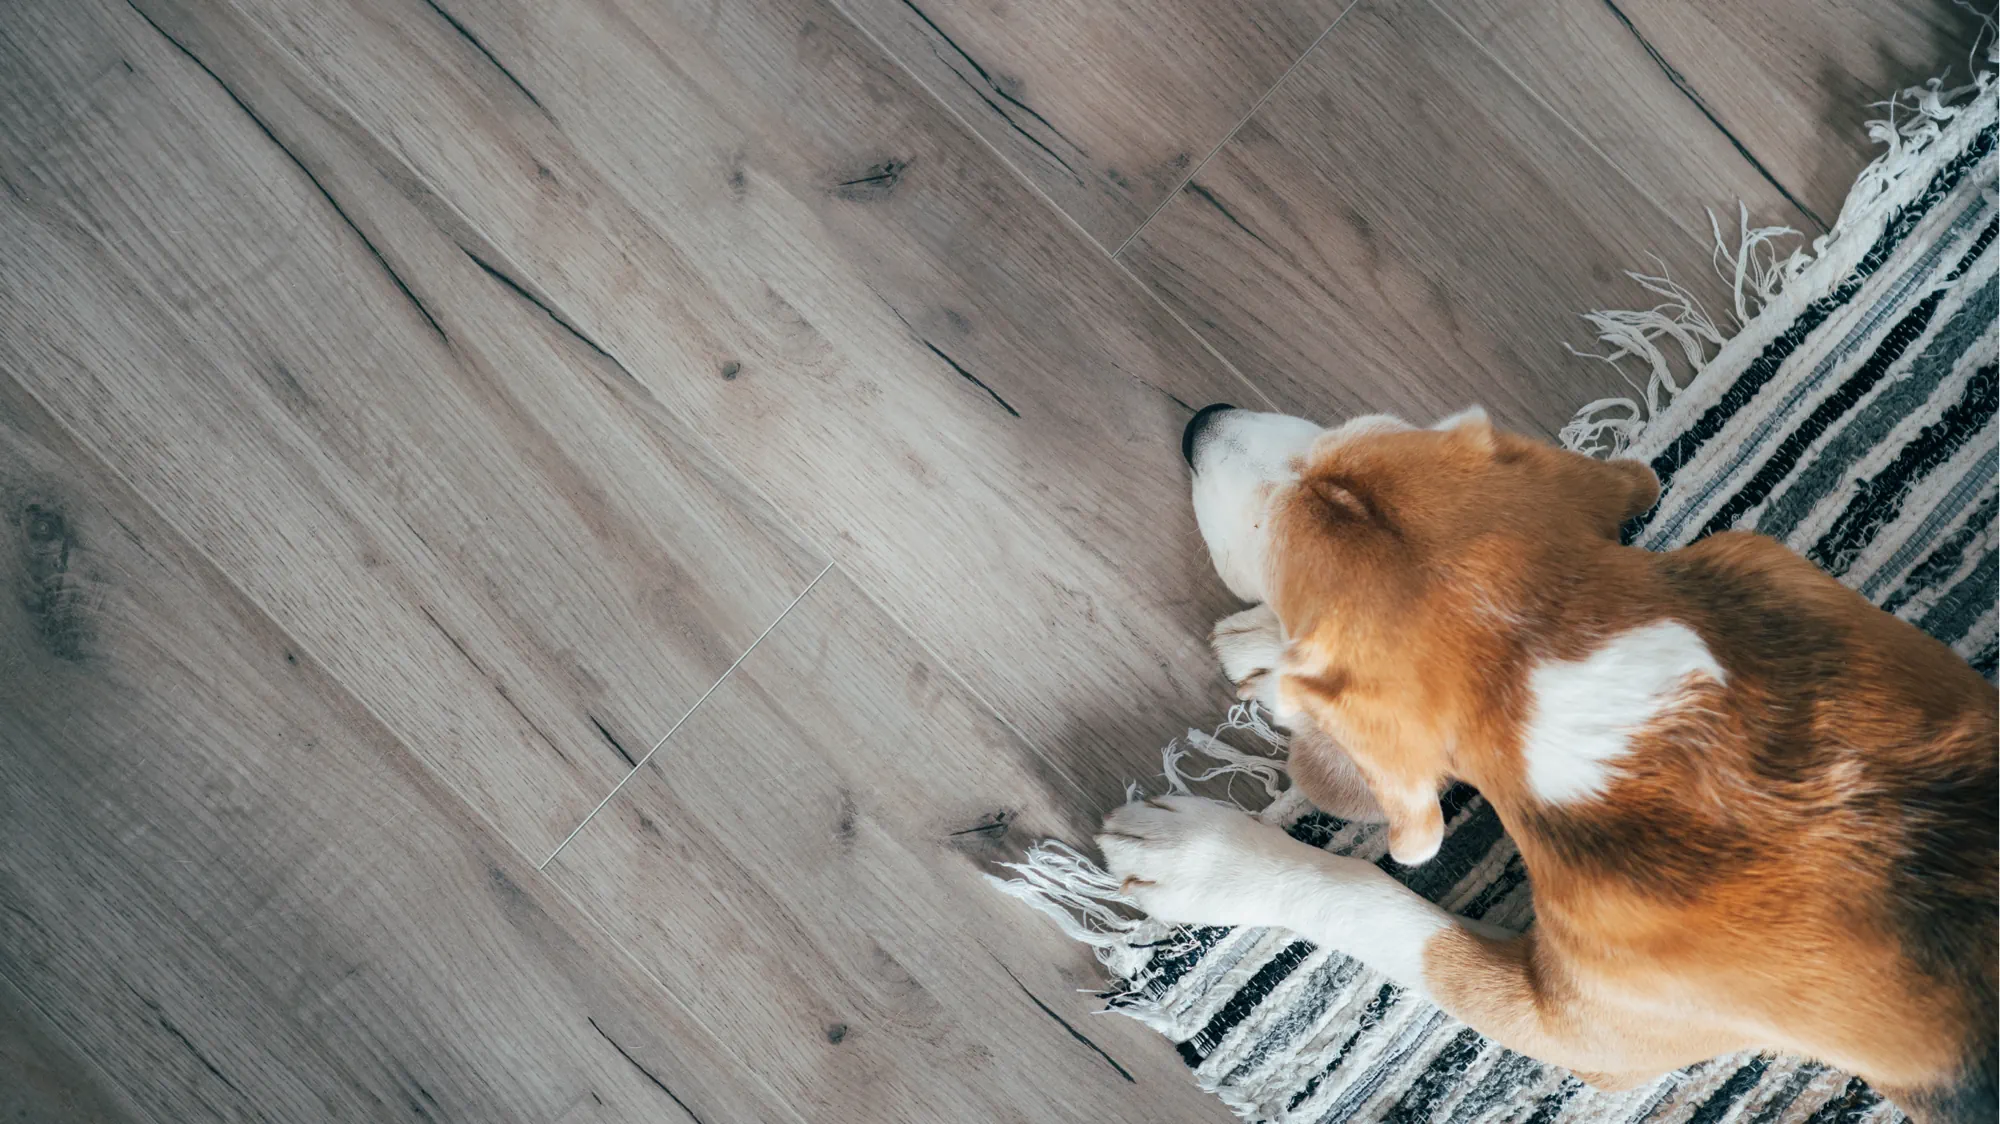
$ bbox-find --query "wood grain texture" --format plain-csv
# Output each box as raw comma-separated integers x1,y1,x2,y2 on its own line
1118,0,1729,438
1,0,1963,1116
834,0,1351,246
0,972,150,1124
0,0,825,858
1613,0,1990,227
0,373,800,1124
548,566,1235,1124
1443,0,1818,233
127,0,1271,802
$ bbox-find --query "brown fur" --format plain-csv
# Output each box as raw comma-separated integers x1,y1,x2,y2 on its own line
1263,417,1996,1119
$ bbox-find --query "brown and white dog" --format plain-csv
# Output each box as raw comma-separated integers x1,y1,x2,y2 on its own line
1099,405,1997,1121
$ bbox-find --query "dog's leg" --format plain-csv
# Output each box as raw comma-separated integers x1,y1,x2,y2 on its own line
1212,607,1385,822
1287,725,1386,822
1100,795,1466,987
1211,604,1287,713
1098,797,1704,1083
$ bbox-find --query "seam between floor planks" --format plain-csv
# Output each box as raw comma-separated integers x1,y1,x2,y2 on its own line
1423,0,1821,243
540,560,837,870
0,370,819,1124
3,6,1232,1104
1095,0,1746,265
821,0,1287,412
834,0,1807,385
92,0,1233,974
130,0,1247,844
1106,0,1367,259
818,0,1787,468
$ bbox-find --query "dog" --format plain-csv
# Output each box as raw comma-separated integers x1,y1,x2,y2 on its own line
1099,405,1996,1122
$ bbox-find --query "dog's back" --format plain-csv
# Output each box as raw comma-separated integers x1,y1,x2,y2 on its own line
1513,530,1996,1116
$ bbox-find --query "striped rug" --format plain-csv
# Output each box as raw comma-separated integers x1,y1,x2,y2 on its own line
997,67,1995,1124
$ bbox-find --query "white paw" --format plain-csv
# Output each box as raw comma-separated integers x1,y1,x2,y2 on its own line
1096,796,1314,929
1210,604,1285,711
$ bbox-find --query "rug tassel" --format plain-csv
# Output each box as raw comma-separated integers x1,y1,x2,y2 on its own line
1559,62,1994,459
988,702,1299,982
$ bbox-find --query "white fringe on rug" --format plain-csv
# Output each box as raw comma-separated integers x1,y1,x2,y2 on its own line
987,703,1305,984
1561,66,1997,459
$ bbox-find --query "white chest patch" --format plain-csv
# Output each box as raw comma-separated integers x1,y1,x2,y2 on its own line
1521,620,1726,805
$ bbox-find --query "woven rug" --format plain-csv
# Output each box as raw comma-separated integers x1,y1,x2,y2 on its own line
997,67,1996,1124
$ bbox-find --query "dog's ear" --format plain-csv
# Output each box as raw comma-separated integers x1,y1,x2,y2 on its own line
1278,662,1445,865
1599,457,1661,527
1300,465,1403,534
1431,405,1490,431
1376,785,1445,866
1432,406,1497,454
1305,477,1372,523
1570,454,1659,538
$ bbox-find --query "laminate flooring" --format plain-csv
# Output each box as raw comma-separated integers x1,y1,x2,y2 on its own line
0,0,1983,1119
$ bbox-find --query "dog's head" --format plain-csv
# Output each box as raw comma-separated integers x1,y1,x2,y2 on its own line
1183,404,1658,862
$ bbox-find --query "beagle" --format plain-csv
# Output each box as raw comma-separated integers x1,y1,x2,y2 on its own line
1100,406,1996,1122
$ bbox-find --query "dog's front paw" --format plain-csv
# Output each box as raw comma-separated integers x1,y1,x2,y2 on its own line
1097,796,1307,928
1211,604,1285,711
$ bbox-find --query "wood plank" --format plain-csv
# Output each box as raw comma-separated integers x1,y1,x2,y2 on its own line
1118,0,1731,438
1613,0,1990,227
836,0,1349,246
1443,0,1817,233
0,0,826,858
547,566,1236,1124
0,373,800,1123
0,971,151,1124
126,0,1271,800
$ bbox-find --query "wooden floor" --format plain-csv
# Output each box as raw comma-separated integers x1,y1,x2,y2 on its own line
0,0,1982,1119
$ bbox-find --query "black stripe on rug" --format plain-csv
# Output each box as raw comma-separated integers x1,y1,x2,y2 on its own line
1883,491,1998,614
1800,1076,1884,1124
1762,270,1998,544
1286,983,1401,1112
1104,924,1233,1008
1690,283,1951,541
1460,853,1532,921
1378,800,1507,899
1917,547,1996,645
1687,1056,1772,1124
1859,444,2000,601
1384,1027,1486,1123
1680,207,1992,548
1521,1075,1587,1124
1809,363,1998,575
1311,1010,1453,1124
1627,122,1996,540
1219,956,1368,1085
1750,1063,1832,1123
1287,810,1352,849
1722,235,2000,542
1438,782,1481,822
1178,939,1317,1066
1444,1050,1548,1124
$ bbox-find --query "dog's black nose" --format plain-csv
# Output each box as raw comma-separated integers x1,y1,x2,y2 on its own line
1182,403,1236,466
